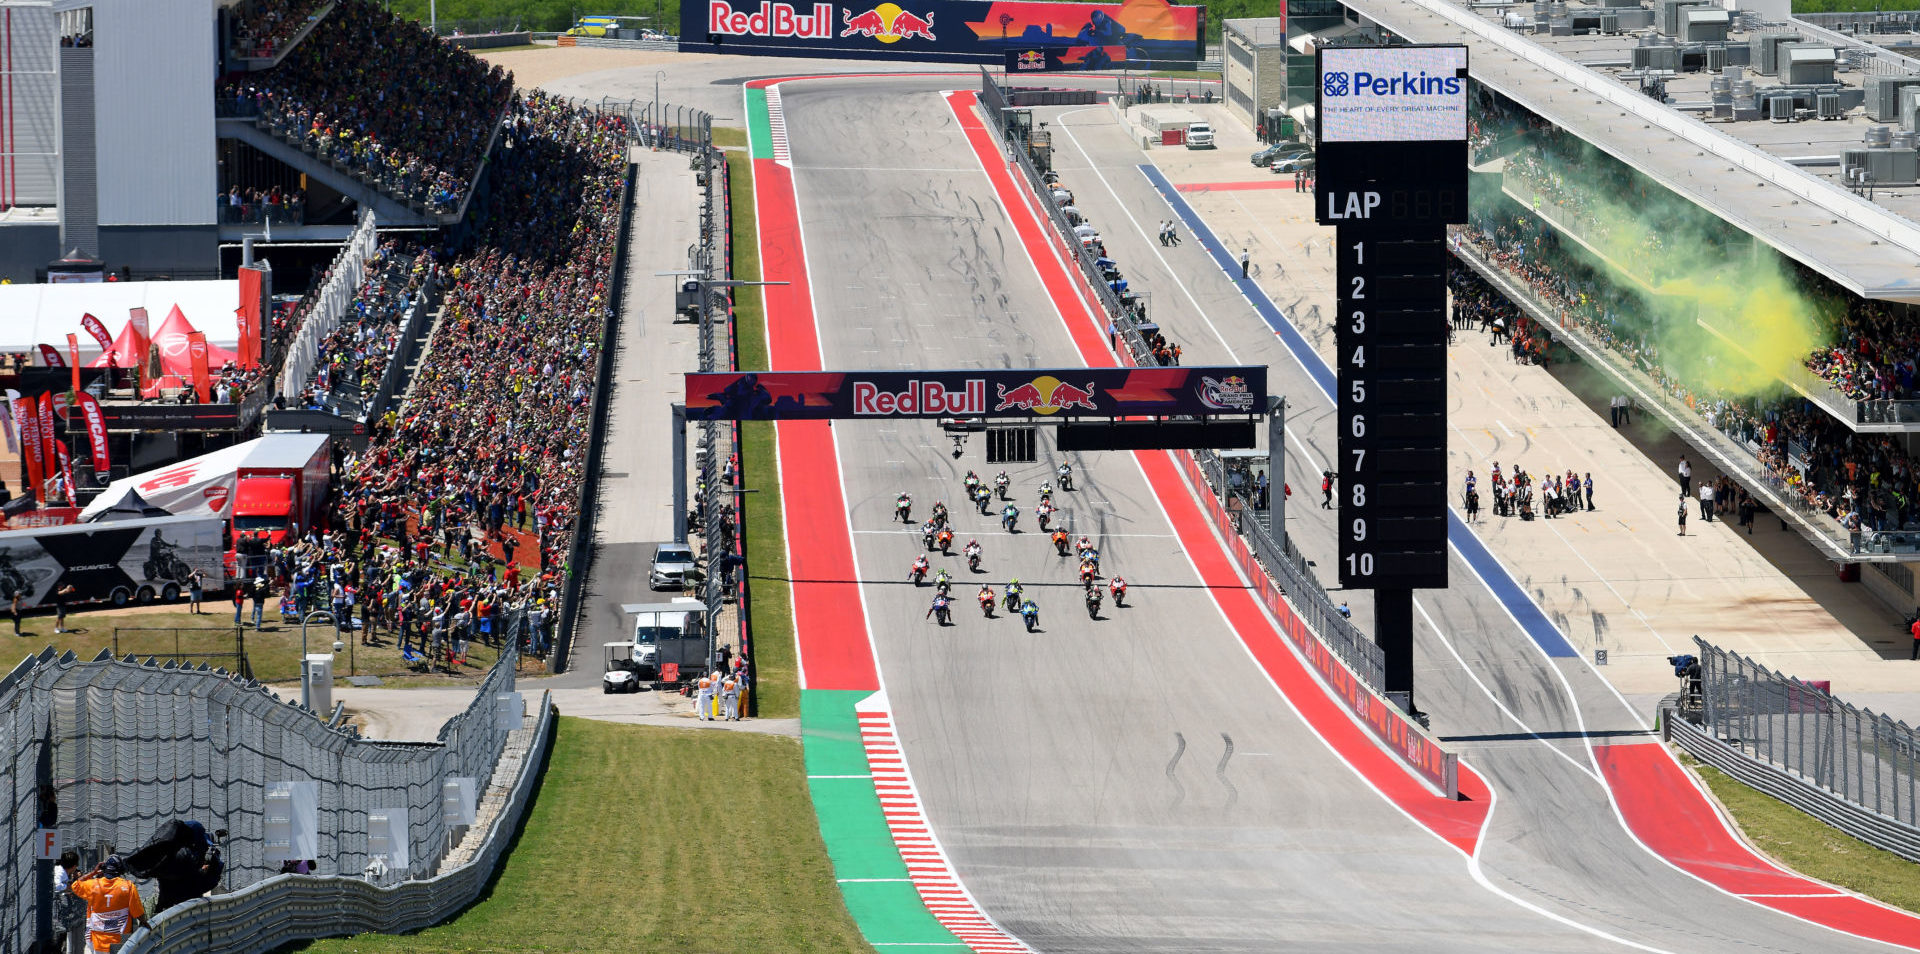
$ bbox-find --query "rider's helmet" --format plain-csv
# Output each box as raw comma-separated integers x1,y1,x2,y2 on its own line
1009,578,1020,587
968,539,978,547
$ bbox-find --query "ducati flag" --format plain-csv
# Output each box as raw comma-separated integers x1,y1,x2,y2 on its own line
80,313,112,351
75,391,109,479
37,344,63,368
37,392,56,496
186,332,211,404
13,397,40,502
66,334,80,395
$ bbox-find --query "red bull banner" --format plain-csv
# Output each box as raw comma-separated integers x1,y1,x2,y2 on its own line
685,366,1265,420
684,0,1205,64
76,391,109,478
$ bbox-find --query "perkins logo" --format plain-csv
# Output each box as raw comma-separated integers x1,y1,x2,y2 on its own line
1321,70,1462,98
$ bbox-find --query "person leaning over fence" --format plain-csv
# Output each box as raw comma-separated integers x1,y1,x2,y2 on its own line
70,855,146,953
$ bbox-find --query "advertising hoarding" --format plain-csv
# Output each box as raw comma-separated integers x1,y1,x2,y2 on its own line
685,366,1266,420
684,0,1205,65
1316,45,1468,144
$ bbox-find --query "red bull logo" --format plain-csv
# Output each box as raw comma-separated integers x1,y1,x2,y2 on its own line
1014,50,1048,71
839,3,935,42
853,378,985,415
994,376,1099,415
708,1,834,38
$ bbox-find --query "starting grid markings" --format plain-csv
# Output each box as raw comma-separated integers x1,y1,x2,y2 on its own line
855,696,1035,954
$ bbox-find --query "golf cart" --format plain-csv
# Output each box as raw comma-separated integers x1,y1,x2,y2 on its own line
603,642,645,694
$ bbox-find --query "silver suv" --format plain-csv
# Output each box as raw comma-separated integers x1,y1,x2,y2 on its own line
649,544,699,590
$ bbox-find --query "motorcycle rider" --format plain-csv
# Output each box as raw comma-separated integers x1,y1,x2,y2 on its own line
963,539,982,571
923,521,939,551
1057,462,1074,492
927,593,951,624
933,568,951,596
1079,560,1096,586
963,471,981,496
931,500,949,527
1036,501,1054,531
994,471,1011,499
1001,503,1020,533
910,554,930,584
1004,579,1024,612
977,584,996,617
1085,584,1102,618
896,492,912,524
974,485,994,515
1051,529,1070,556
1076,535,1093,558
1109,575,1127,607
1084,547,1100,574
1020,597,1040,632
937,527,955,554
1039,480,1054,502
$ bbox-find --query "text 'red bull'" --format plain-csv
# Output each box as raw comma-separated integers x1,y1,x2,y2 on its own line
709,1,834,38
853,379,986,415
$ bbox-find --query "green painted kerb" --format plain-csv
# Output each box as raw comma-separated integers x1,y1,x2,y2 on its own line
747,87,774,160
803,689,961,948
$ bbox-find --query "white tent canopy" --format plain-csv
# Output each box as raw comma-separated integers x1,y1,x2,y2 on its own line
0,280,241,364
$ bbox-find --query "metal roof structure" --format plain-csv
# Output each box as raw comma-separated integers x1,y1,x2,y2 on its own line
1342,0,1920,304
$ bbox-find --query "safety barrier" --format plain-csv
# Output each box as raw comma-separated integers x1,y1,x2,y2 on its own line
0,643,524,952
120,693,554,954
978,69,1457,797
1666,637,1920,864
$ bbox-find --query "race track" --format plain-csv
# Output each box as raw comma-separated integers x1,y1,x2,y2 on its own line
768,75,1918,952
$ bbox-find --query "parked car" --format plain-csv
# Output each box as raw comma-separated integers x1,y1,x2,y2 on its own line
1185,122,1215,149
1251,143,1311,167
649,543,700,590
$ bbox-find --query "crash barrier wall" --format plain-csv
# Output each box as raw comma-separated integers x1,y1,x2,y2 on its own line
279,209,379,402
551,159,633,677
715,151,757,712
1008,89,1100,107
1669,636,1920,862
979,70,1460,798
546,100,711,675
0,643,522,953
121,693,555,954
443,31,533,49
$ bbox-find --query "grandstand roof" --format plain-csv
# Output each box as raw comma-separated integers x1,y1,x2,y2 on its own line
1344,0,1920,303
0,279,240,360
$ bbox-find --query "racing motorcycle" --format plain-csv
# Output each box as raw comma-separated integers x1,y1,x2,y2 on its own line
995,472,1011,500
1057,463,1074,492
1020,599,1040,633
978,587,996,618
1052,530,1070,557
896,494,912,524
929,595,952,626
1085,586,1103,619
964,542,982,572
1109,576,1128,608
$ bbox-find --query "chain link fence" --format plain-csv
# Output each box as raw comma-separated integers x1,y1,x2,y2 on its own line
0,643,522,952
1694,636,1920,832
978,69,1386,692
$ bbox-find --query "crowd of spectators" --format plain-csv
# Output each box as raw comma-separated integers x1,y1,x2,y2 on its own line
294,240,438,413
318,87,628,642
227,0,329,60
221,184,306,225
1455,210,1920,537
220,0,512,212
1803,300,1920,402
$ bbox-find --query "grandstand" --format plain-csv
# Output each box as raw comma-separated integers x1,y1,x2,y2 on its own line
0,0,506,282
1242,0,1920,612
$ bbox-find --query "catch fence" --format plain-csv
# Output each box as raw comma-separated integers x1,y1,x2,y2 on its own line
1678,637,1920,860
0,643,524,953
979,69,1386,692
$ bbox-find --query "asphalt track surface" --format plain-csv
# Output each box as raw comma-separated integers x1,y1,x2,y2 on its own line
772,76,1919,952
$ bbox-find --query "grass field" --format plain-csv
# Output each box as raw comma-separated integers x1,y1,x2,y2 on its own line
289,718,871,953
1794,0,1920,11
1681,752,1920,914
0,602,505,686
719,141,800,720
